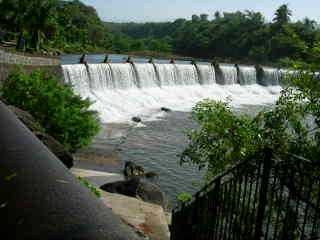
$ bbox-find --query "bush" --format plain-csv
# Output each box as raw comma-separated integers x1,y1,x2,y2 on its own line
181,100,262,179
1,68,100,152
177,192,192,204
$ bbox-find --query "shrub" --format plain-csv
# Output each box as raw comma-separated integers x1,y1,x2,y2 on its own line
1,68,100,152
177,192,192,204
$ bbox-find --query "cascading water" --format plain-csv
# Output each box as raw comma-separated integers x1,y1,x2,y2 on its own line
62,62,282,123
134,63,159,88
219,65,238,85
62,64,91,97
154,64,177,86
197,64,216,85
238,66,257,85
87,64,114,90
261,67,281,86
174,64,199,85
109,63,138,89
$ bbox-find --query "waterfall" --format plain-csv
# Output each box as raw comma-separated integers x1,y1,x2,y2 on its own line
174,64,199,85
109,63,138,89
197,64,216,85
154,64,177,86
134,63,159,88
62,62,282,123
238,66,257,85
62,64,91,96
219,65,238,85
261,68,281,86
87,64,114,90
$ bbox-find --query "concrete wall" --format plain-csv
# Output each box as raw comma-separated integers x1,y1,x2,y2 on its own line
0,63,63,82
0,49,60,66
0,49,62,82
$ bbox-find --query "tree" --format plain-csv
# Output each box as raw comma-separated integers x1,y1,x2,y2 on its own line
273,4,292,31
214,11,221,19
27,0,57,51
200,14,209,21
192,15,200,22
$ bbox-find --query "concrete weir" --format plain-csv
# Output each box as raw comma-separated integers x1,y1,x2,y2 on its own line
0,101,140,239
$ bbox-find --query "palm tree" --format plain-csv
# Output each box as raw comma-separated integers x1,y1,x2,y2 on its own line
273,4,292,26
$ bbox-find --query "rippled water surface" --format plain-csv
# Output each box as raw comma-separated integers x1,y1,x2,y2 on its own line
90,105,268,207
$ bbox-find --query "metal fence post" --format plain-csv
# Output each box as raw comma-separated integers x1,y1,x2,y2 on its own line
254,148,273,240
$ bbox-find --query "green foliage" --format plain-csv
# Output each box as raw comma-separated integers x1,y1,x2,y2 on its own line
181,100,262,178
1,1,320,64
1,68,100,152
177,192,192,204
109,5,320,65
78,177,101,198
182,61,320,179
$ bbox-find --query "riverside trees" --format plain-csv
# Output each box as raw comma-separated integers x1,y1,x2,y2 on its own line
0,2,319,64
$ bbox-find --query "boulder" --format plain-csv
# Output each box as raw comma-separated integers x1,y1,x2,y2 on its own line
124,161,145,177
101,177,140,198
144,171,159,179
136,181,166,208
101,178,167,208
36,132,74,169
161,107,171,113
132,117,142,123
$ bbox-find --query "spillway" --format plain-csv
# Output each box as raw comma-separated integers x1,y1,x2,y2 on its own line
62,63,282,122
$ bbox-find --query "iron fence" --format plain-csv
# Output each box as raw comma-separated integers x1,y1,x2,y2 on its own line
171,150,320,240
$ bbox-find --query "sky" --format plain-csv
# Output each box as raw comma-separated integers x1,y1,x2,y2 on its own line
81,0,320,23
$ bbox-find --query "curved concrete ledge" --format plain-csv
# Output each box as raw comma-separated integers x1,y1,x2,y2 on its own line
0,101,139,239
0,49,60,66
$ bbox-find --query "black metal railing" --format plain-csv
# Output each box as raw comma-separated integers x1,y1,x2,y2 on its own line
171,150,320,240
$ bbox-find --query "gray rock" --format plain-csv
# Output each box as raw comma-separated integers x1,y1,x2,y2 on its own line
100,178,167,208
101,177,140,198
136,181,166,208
132,116,142,123
161,107,171,112
144,171,159,179
124,161,145,177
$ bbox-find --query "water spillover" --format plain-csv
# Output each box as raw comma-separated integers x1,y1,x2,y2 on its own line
62,61,282,206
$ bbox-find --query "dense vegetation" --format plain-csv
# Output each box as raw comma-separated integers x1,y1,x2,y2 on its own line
181,45,320,180
0,69,100,152
1,0,320,64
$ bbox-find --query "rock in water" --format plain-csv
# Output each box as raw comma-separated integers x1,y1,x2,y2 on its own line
101,178,140,198
132,117,142,123
36,132,74,169
144,171,159,179
136,181,166,208
124,161,145,177
161,107,171,112
101,178,167,208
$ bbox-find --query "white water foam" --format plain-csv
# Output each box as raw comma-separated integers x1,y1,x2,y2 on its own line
62,63,282,123
239,66,257,85
197,64,216,85
219,65,238,85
